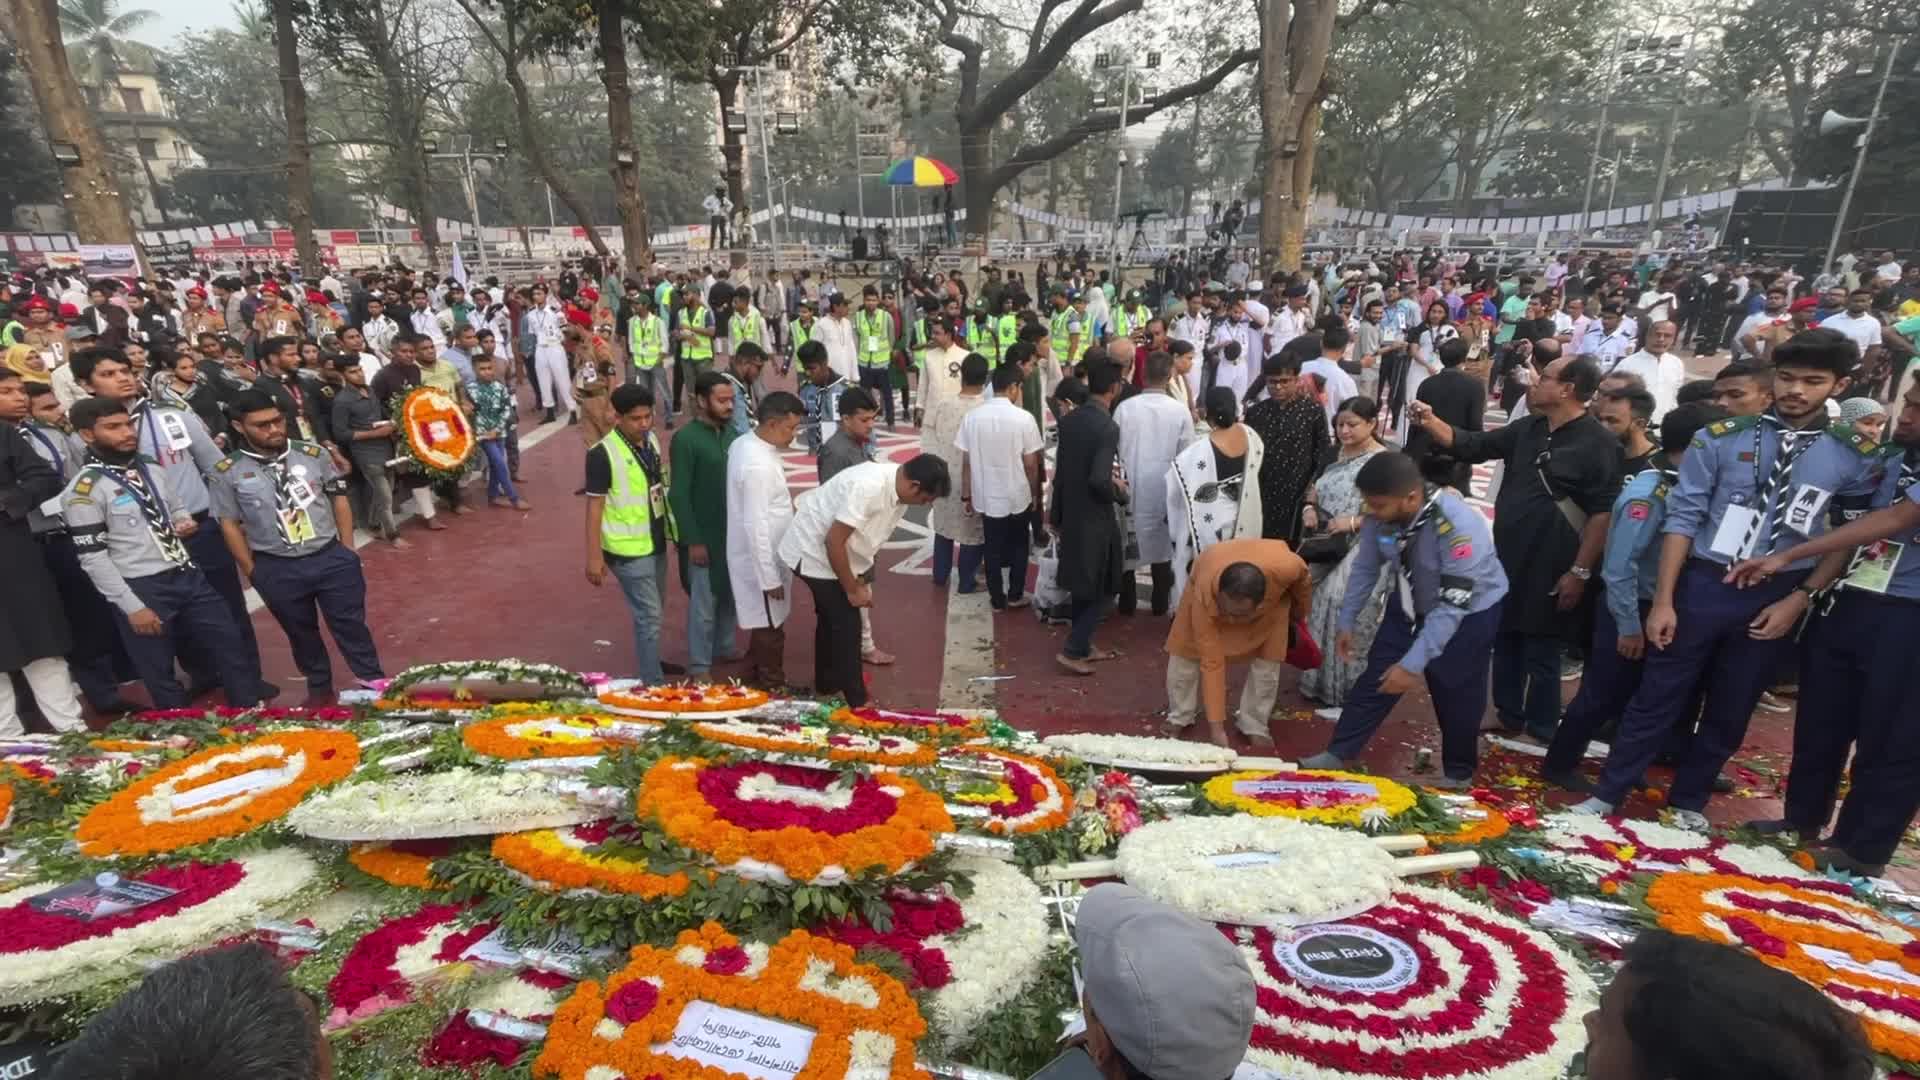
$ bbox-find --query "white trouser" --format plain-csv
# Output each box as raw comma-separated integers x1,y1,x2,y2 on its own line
410,486,438,519
860,607,876,653
0,657,84,735
1166,654,1282,738
535,345,574,415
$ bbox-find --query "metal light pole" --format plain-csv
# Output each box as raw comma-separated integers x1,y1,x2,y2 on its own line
1648,33,1695,240
1097,49,1158,271
1824,43,1900,273
1579,27,1622,235
425,134,507,274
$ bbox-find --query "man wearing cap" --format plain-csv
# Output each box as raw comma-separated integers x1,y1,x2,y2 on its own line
627,291,671,428
853,286,897,426
1074,882,1255,1080
1109,290,1153,345
1578,303,1637,366
180,286,225,342
250,282,303,345
1268,284,1312,358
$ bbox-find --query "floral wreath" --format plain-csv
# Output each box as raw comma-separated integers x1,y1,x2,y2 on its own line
1647,872,1920,1063
287,767,601,842
463,713,656,760
1040,732,1239,771
0,848,320,1007
533,921,930,1080
492,820,694,900
599,683,771,717
1203,768,1417,829
394,385,476,480
940,746,1072,835
637,756,953,886
424,968,576,1071
325,902,497,1028
380,659,593,709
347,839,461,890
1118,815,1401,926
131,705,355,724
74,729,359,856
692,718,936,767
0,761,47,830
1228,883,1597,1080
1538,813,1840,894
829,706,986,742
1427,791,1517,847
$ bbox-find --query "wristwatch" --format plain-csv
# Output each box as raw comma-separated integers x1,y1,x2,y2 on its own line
1568,566,1592,581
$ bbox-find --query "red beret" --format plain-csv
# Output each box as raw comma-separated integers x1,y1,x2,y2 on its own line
563,306,593,329
57,303,79,319
580,287,600,303
186,287,207,299
1790,297,1818,313
259,281,281,296
21,296,49,312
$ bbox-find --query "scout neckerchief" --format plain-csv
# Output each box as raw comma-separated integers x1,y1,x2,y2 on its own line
87,449,191,566
238,445,313,546
1756,413,1818,554
1395,487,1445,627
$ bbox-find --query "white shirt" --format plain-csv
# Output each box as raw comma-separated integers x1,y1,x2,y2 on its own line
409,306,446,349
954,397,1043,518
1114,389,1195,565
814,313,858,381
920,343,969,414
1267,305,1309,357
1877,260,1903,284
1821,311,1883,356
524,304,566,351
1581,323,1636,364
1302,357,1359,425
362,315,399,357
354,350,384,382
725,434,795,629
778,461,907,580
1608,349,1687,421
1636,290,1676,322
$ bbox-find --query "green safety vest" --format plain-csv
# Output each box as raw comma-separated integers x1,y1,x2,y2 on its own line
682,306,713,361
1,320,22,347
791,319,814,352
1048,308,1072,359
729,309,762,347
598,429,673,557
910,318,928,368
628,313,665,369
996,313,1019,350
966,319,998,365
856,308,892,368
1112,305,1151,339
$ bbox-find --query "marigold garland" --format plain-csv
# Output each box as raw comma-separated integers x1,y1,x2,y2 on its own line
462,714,654,760
1646,872,1920,1064
396,385,476,478
1204,768,1417,828
492,821,694,899
599,684,771,715
88,738,174,753
532,922,931,1080
1429,797,1511,846
637,757,953,885
691,719,936,767
74,729,360,856
829,706,985,742
347,840,459,890
942,747,1072,835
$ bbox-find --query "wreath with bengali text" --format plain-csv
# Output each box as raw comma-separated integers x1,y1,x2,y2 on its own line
394,386,476,480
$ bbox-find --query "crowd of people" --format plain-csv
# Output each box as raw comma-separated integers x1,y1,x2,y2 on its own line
2,240,1918,878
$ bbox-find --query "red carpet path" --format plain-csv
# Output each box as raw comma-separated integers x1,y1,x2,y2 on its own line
101,364,1908,879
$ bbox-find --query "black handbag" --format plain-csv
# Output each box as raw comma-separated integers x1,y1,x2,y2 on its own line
1295,527,1353,565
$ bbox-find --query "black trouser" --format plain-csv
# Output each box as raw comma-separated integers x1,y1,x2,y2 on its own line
1115,560,1174,616
858,366,895,426
981,513,1033,609
800,571,866,706
38,530,126,707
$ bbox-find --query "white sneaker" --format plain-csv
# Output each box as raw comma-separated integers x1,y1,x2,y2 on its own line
1314,706,1343,721
1569,797,1611,816
1670,809,1711,833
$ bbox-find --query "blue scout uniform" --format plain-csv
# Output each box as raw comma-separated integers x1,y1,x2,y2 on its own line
63,454,262,708
128,398,265,684
1544,463,1676,775
1325,487,1509,780
1592,412,1884,811
207,440,384,695
1781,445,1920,865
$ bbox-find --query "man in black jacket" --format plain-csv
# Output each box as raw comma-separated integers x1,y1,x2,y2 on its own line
1051,361,1129,676
1405,338,1484,490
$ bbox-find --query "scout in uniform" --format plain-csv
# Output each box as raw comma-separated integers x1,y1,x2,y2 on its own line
1544,401,1726,788
251,282,304,344
210,390,385,703
1300,451,1508,786
854,286,896,427
15,297,68,390
62,398,264,708
180,286,226,341
627,291,671,428
1575,329,1882,827
1729,376,1920,875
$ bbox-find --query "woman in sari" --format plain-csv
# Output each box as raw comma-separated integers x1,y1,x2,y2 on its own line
1402,301,1458,441
1297,396,1392,714
1167,386,1265,608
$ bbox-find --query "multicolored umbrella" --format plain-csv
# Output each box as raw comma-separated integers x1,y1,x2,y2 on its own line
884,156,958,187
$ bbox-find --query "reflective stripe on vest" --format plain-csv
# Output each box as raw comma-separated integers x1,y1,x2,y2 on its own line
1049,309,1071,356
683,307,713,361
997,313,1019,349
791,320,813,352
857,309,891,368
599,431,658,557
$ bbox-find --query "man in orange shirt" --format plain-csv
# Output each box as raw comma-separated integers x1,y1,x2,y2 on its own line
1164,537,1310,747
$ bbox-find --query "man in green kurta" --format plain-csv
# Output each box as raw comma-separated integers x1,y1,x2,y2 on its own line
669,371,741,677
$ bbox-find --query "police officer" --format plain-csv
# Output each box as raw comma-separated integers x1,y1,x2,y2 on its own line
69,345,275,699
62,398,263,708
1544,401,1726,789
1575,329,1882,827
209,389,385,704
1729,376,1920,875
1300,451,1508,787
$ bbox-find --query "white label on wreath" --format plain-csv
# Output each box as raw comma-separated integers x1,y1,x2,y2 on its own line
1276,924,1420,993
1208,852,1286,871
1804,944,1920,989
653,1001,815,1080
1232,779,1378,800
427,420,454,442
169,760,302,811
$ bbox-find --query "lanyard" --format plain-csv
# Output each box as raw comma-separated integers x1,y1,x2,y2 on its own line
26,425,63,476
95,456,172,523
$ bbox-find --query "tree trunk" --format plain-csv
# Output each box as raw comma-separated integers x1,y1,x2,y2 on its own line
9,0,138,247
366,15,437,271
712,73,749,222
1257,0,1335,263
270,0,320,276
504,51,606,255
959,119,997,244
1451,128,1481,213
598,2,652,266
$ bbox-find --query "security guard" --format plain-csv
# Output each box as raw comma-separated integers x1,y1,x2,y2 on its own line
854,286,896,427
1047,287,1076,365
209,389,385,704
1301,451,1508,786
788,300,816,366
966,301,1000,368
995,296,1021,361
1110,289,1153,343
1544,401,1726,787
627,291,670,427
69,345,273,697
62,398,263,708
1576,329,1881,826
1731,376,1920,875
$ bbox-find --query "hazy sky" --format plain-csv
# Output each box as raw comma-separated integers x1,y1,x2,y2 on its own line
129,5,244,50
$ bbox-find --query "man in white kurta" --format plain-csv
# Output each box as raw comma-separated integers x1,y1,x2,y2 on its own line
726,394,802,688
1114,351,1197,615
523,288,574,423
